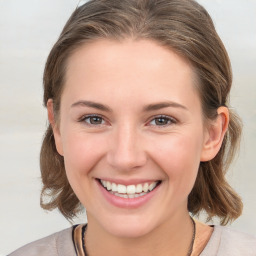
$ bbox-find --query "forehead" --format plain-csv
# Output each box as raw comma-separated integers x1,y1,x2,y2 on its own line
63,39,200,110
66,38,194,80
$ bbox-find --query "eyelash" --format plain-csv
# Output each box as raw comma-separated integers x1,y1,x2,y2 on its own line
79,114,177,128
79,114,106,126
148,115,177,127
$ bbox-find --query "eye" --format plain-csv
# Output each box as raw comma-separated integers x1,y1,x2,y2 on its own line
149,115,176,126
81,115,106,126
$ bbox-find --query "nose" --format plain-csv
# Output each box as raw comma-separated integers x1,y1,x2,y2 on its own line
107,124,147,171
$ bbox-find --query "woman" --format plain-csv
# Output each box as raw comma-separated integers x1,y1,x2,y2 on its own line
10,0,256,255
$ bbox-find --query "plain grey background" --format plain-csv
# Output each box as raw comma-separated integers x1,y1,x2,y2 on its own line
0,0,255,255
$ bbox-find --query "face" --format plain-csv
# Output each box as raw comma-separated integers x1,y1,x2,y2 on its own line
51,39,212,238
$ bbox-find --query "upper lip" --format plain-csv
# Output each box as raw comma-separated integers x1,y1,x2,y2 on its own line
96,178,161,186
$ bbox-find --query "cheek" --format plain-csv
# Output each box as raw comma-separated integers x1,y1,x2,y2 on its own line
150,131,203,189
60,130,108,206
61,130,106,178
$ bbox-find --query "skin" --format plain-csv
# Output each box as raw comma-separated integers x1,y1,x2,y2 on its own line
48,39,228,256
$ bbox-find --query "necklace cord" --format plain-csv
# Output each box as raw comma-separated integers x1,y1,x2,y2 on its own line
77,217,196,256
187,216,196,256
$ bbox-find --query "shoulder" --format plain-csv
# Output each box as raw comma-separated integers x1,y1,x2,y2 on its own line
8,227,76,256
201,226,256,256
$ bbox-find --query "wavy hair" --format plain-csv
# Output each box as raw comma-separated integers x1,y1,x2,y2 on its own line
40,0,243,224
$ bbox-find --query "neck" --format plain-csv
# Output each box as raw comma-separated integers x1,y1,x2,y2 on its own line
85,212,194,256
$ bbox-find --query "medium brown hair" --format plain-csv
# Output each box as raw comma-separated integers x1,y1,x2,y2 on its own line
40,0,243,224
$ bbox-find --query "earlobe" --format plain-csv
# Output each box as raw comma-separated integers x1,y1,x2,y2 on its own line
200,107,229,162
47,99,64,156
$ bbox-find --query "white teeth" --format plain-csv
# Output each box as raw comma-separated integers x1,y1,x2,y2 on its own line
111,192,147,198
100,179,159,196
136,184,143,193
143,183,149,192
117,184,126,194
111,183,117,192
149,182,157,191
107,181,111,190
127,185,136,194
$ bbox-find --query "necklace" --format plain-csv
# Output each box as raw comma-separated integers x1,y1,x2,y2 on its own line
74,216,196,256
187,216,196,256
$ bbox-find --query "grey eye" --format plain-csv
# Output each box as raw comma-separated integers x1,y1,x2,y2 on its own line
149,116,176,126
154,117,170,125
84,115,105,125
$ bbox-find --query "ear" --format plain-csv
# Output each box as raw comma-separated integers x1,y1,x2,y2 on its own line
47,99,64,156
200,107,229,162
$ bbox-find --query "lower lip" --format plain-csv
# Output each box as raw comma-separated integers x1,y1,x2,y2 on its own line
96,180,161,209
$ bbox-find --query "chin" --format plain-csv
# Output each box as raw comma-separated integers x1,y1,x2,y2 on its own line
108,225,153,239
100,215,156,239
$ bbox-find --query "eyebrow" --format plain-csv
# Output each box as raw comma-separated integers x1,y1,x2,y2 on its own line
71,100,188,112
71,100,112,112
143,101,188,112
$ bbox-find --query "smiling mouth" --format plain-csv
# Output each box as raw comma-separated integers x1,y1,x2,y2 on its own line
97,179,162,199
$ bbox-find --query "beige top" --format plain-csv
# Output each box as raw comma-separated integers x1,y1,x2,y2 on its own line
9,225,256,256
